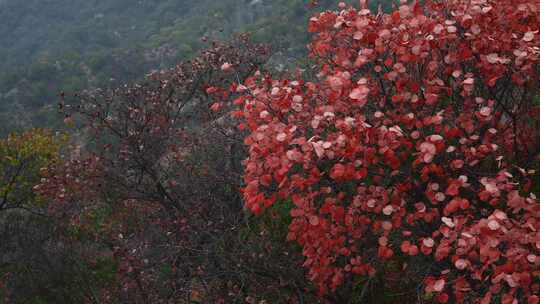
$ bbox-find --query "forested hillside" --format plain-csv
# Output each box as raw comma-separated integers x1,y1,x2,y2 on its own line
0,0,370,135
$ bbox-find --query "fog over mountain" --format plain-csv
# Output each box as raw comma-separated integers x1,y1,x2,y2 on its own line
1,0,361,135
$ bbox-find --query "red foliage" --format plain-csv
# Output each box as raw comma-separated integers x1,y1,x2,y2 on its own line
236,0,540,301
36,35,279,303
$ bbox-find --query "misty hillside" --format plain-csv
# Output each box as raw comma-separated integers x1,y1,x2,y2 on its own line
0,0,355,135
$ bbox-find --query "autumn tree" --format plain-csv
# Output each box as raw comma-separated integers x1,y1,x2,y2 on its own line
0,129,65,213
0,130,65,303
234,0,540,302
0,129,114,304
37,35,318,303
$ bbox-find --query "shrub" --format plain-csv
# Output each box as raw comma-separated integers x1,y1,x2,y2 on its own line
234,1,540,302
37,36,317,302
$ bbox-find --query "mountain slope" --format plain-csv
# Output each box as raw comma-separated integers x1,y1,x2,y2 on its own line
0,0,389,135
